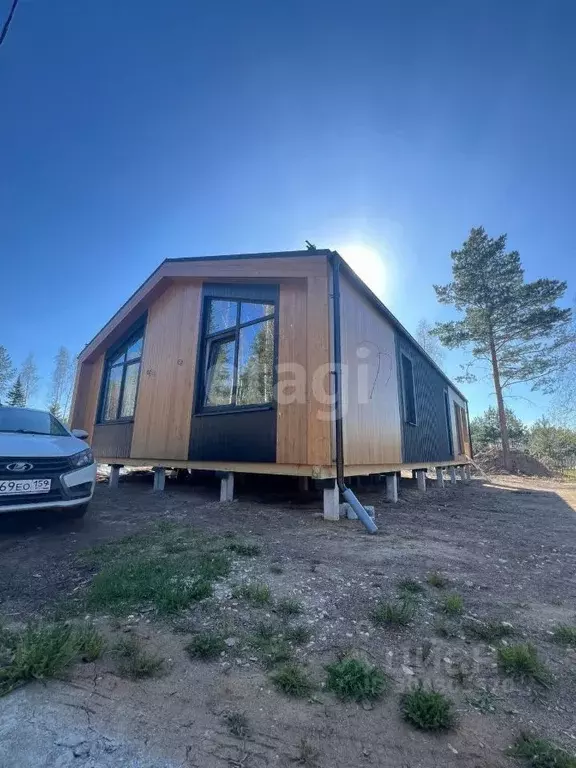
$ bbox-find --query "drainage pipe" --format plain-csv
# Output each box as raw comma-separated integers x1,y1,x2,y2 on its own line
329,251,378,534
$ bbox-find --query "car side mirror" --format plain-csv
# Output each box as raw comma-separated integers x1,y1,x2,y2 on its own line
72,429,89,440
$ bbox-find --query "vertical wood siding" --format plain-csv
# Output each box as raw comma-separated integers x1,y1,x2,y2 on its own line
396,334,453,464
130,280,202,460
276,279,308,464
69,355,104,444
340,276,402,464
92,423,133,458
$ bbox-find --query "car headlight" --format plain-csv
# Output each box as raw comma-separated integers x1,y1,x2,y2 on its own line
69,448,94,468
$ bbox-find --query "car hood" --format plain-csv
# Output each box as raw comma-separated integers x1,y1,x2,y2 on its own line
0,433,88,458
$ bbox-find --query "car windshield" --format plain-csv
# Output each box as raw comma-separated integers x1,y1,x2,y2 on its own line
0,407,69,437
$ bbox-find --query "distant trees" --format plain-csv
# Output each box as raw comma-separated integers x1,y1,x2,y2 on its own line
433,227,573,470
470,406,526,452
0,346,15,403
6,375,25,407
48,346,74,420
528,418,576,471
19,353,40,405
415,319,445,369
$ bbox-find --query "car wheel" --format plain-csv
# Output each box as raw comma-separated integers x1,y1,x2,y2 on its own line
61,503,90,519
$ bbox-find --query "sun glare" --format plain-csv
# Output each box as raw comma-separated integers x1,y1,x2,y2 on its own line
337,243,388,300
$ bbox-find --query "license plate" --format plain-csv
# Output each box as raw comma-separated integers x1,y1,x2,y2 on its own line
0,479,51,495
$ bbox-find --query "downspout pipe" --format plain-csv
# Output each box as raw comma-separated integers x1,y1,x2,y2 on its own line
329,251,378,534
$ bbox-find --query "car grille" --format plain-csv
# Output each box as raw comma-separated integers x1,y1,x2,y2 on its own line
0,456,71,476
0,456,70,507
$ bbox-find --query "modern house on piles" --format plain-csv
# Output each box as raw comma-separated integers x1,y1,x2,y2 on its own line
70,249,471,527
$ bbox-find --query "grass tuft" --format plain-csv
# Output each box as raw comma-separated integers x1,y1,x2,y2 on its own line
426,571,448,589
325,657,388,702
401,683,456,731
0,622,105,696
224,711,250,739
114,636,164,679
371,598,416,627
226,541,261,557
510,732,576,768
397,579,425,595
232,582,272,605
497,643,551,686
551,625,576,648
270,663,314,698
464,619,515,644
249,623,293,668
284,625,312,646
185,632,226,660
441,593,464,616
276,598,304,617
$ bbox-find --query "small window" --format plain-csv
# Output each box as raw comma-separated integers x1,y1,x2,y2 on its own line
100,329,144,422
200,295,276,411
401,353,417,425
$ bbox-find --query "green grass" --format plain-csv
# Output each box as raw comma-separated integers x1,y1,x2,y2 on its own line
401,683,456,731
0,621,105,696
80,523,234,616
270,663,314,698
510,732,576,768
225,541,262,557
464,619,515,644
249,623,293,668
397,579,425,595
426,571,448,589
441,593,464,616
114,636,164,679
231,582,272,605
551,625,576,647
497,643,551,686
370,598,416,627
325,657,388,702
185,632,226,660
276,598,304,617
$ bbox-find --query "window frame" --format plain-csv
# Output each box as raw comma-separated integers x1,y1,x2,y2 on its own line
196,294,277,415
98,326,145,424
400,352,418,426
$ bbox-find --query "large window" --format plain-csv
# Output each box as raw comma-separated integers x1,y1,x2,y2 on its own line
100,331,144,422
200,297,275,410
401,353,417,425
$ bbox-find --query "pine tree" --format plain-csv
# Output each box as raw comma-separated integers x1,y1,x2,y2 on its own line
6,375,26,407
433,227,572,469
470,406,526,451
0,345,16,403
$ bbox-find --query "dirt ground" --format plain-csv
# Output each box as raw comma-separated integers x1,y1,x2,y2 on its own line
1,471,575,768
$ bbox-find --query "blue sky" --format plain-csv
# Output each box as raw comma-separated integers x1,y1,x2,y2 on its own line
1,0,575,419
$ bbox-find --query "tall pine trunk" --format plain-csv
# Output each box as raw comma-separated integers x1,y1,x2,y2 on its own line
488,334,511,469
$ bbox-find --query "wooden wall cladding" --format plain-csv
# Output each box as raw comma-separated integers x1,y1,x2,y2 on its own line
276,280,308,464
92,422,133,459
339,275,402,465
306,270,332,466
130,280,202,460
69,355,104,444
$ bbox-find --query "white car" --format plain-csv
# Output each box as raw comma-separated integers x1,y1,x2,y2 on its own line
0,406,96,518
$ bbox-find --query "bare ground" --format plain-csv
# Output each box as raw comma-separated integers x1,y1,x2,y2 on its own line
1,472,575,768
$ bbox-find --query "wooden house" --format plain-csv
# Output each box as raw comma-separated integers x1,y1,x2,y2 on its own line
70,249,471,524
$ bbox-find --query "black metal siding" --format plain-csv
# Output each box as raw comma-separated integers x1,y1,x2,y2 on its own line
396,333,453,464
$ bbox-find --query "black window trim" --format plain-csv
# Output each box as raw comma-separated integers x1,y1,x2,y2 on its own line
97,323,146,425
400,351,418,426
196,293,277,416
